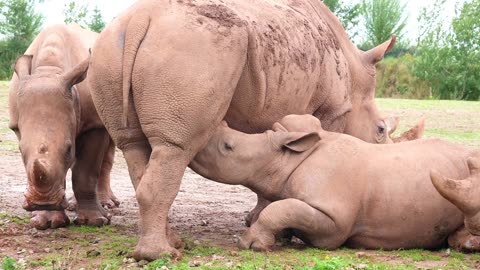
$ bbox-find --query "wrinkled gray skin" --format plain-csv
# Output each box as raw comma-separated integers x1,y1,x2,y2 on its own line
191,115,480,251
8,24,119,230
88,0,396,260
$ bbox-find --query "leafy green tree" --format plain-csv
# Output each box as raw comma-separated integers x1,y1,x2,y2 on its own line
63,1,88,27
0,0,44,80
360,0,408,49
88,6,106,33
414,0,480,100
322,0,361,38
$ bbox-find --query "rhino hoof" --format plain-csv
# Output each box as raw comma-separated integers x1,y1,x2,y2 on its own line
66,195,77,211
30,210,70,230
238,228,274,251
133,241,181,261
73,210,111,226
98,192,121,209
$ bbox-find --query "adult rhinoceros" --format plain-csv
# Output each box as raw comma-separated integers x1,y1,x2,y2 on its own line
87,0,396,260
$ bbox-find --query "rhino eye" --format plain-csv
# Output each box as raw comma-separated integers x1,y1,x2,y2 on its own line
378,125,385,134
224,142,234,151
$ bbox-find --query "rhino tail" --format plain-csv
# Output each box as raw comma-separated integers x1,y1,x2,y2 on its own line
122,14,151,128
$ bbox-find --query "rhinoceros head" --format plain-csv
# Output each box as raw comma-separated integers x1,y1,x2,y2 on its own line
9,55,89,211
343,35,397,144
191,121,320,185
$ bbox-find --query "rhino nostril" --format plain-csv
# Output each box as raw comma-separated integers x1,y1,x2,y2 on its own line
38,143,48,154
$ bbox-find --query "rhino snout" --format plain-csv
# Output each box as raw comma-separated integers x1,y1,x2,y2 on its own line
22,188,68,211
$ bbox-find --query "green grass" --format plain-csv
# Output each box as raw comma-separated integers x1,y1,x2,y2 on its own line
377,98,480,111
0,211,29,225
377,98,480,146
396,249,442,262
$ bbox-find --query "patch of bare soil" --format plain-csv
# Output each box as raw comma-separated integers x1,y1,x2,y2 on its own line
0,149,257,247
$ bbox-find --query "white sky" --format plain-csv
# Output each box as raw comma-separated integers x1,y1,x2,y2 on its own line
37,0,461,44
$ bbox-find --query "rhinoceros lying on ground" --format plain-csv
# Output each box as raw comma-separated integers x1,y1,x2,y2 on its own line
88,0,399,259
191,114,480,251
8,24,118,230
244,117,425,226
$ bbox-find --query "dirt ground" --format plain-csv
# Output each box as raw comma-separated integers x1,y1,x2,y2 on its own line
0,147,258,244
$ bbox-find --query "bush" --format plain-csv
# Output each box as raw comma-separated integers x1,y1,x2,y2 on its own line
0,38,30,80
375,54,431,99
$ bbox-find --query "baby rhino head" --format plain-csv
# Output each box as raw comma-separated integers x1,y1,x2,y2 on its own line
191,120,320,185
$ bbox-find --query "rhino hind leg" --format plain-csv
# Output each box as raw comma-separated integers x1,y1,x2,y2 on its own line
96,139,120,209
239,198,342,251
431,154,480,235
30,210,70,230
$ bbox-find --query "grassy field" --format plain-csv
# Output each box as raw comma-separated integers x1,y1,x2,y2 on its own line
1,80,480,270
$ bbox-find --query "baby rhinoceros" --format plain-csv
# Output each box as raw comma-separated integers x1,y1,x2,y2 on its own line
190,114,480,252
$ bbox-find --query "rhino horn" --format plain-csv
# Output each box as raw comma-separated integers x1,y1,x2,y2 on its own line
431,157,480,216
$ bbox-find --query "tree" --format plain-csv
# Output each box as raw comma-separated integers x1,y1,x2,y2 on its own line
360,0,408,49
322,0,361,39
0,0,43,40
63,1,88,27
414,0,480,100
0,0,44,80
88,6,106,33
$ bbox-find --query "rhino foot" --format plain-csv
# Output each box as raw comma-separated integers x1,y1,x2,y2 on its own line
73,205,111,226
133,236,181,261
167,224,183,249
449,226,480,252
30,210,70,230
97,190,120,209
239,226,275,251
66,195,77,211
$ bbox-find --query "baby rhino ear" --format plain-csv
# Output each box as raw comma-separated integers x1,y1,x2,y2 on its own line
277,132,321,153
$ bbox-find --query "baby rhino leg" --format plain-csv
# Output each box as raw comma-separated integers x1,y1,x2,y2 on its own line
239,198,343,251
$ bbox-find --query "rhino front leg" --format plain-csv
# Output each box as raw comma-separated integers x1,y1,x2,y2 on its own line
96,138,120,209
239,199,342,251
71,128,111,226
245,195,271,227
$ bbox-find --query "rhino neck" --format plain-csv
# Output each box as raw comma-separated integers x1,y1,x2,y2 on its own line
244,145,318,201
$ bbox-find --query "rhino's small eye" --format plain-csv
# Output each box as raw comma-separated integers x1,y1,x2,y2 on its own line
224,142,234,151
377,124,385,134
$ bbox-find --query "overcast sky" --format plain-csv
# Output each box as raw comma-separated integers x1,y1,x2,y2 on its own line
36,0,461,44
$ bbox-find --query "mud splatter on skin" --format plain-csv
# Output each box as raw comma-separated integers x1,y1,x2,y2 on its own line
196,4,245,28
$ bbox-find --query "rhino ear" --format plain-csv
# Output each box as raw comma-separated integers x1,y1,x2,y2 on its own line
274,132,321,153
14,55,33,80
363,35,396,65
61,57,89,91
272,122,288,132
384,116,400,136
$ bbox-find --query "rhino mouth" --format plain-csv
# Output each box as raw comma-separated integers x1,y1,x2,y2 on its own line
22,188,68,211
